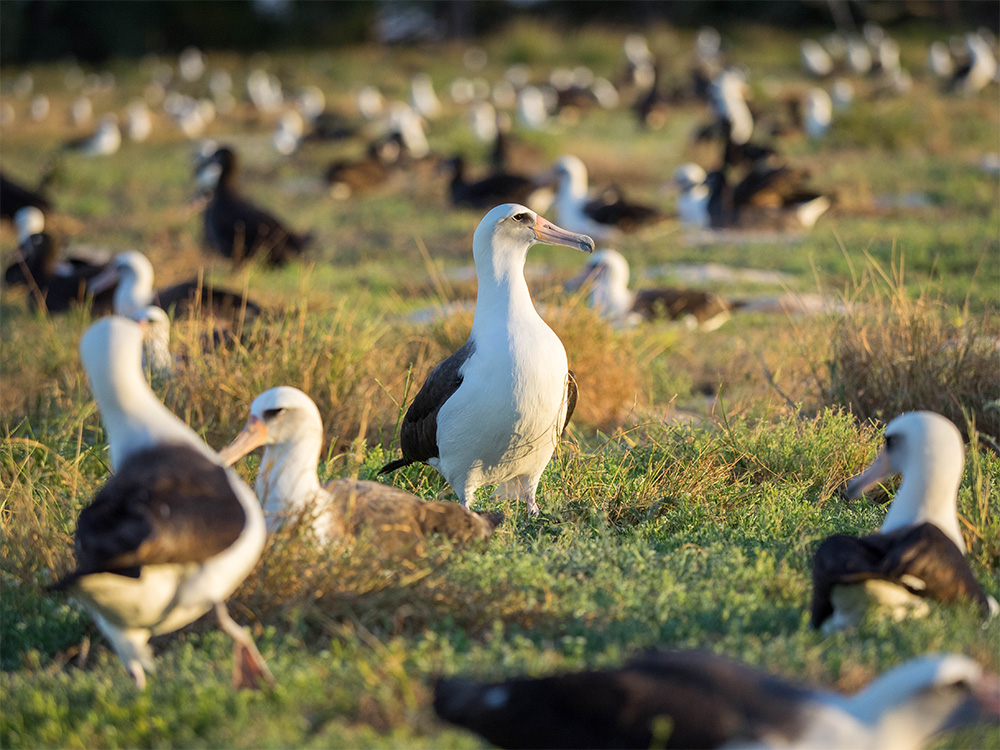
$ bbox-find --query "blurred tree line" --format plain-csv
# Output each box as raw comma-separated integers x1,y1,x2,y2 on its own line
1,0,996,65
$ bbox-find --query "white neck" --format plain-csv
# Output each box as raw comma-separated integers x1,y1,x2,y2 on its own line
91,364,211,471
143,328,173,379
880,467,964,552
256,434,324,524
557,169,589,212
590,277,635,319
471,239,538,338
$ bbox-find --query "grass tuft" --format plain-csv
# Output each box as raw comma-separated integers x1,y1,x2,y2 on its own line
818,253,1000,442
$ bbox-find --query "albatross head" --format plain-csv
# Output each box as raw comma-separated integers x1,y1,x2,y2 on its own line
14,206,45,243
473,204,594,278
848,654,999,746
218,386,323,467
88,250,156,318
845,411,966,547
673,163,708,191
195,145,236,191
219,386,325,519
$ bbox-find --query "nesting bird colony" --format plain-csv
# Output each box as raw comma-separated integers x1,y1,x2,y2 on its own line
2,18,999,750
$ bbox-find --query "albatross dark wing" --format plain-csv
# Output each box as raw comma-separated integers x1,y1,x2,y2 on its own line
5,235,116,314
563,370,578,433
583,186,663,232
810,523,991,629
154,280,263,329
378,340,475,475
632,289,731,323
52,445,246,589
206,192,309,267
434,650,809,749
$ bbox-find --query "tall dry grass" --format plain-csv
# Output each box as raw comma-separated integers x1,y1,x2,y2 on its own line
816,253,1000,443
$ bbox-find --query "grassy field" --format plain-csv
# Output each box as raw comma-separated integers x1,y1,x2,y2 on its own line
2,22,999,749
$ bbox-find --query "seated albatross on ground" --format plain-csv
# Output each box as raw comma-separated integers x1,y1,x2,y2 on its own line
378,204,594,515
218,386,504,551
565,248,732,330
51,317,271,690
812,411,997,633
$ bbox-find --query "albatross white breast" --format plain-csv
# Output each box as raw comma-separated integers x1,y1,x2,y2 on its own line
434,650,1000,750
51,317,270,689
378,204,594,515
218,386,504,550
811,411,997,633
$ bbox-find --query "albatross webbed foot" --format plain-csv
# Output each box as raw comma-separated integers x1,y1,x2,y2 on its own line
215,601,275,690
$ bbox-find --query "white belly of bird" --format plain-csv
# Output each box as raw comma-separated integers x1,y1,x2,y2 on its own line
823,580,930,634
435,322,569,493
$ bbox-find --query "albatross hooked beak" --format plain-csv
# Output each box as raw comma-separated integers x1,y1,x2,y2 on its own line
844,448,893,501
532,215,594,254
218,416,269,466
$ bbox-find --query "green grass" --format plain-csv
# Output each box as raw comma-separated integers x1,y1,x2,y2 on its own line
2,21,999,749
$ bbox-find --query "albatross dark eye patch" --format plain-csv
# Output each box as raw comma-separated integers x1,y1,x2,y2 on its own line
263,408,285,419
513,213,531,223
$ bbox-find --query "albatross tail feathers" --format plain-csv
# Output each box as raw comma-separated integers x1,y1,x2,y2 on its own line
377,457,414,476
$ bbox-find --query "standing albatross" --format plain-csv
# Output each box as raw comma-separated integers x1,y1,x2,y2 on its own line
218,386,504,551
434,650,1000,750
51,317,271,689
812,411,997,633
379,204,594,515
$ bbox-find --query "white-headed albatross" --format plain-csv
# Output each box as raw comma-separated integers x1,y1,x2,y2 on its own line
218,386,504,551
88,249,262,334
379,204,594,515
51,317,271,689
565,249,732,330
551,155,662,242
434,650,1000,750
812,411,997,633
4,206,117,314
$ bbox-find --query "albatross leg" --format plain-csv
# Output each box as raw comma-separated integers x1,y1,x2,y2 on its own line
491,475,541,516
214,602,275,690
94,613,152,689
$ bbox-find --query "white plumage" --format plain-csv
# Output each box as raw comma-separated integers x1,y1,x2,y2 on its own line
380,204,593,515
59,317,269,689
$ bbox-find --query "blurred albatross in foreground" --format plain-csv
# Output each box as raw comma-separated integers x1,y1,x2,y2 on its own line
378,204,593,515
434,650,1000,750
51,317,271,690
219,386,504,551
